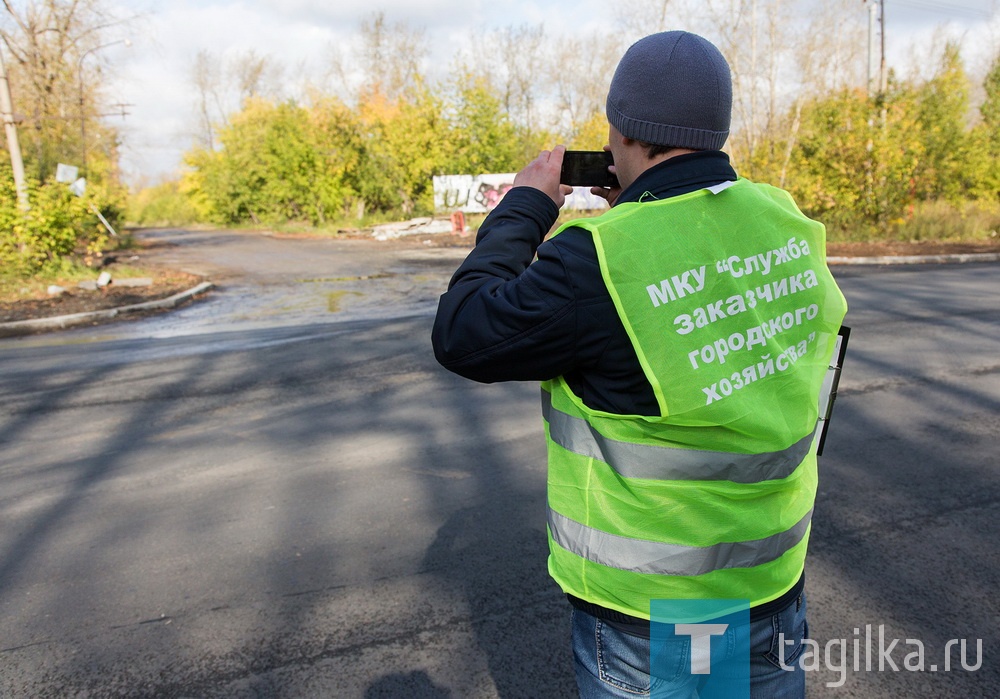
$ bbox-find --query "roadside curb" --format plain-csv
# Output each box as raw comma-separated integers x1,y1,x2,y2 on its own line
828,252,1000,266
0,281,215,338
1,249,998,338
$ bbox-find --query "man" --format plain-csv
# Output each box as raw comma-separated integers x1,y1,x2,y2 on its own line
432,31,847,698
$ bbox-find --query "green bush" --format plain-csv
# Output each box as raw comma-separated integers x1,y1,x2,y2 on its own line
0,163,122,276
902,200,1000,242
128,180,204,227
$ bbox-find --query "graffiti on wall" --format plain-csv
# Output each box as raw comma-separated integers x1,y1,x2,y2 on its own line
433,174,609,213
433,174,514,213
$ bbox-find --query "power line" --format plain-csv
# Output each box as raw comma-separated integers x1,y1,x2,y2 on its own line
890,0,994,20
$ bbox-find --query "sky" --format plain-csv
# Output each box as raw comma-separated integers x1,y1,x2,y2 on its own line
100,0,1000,187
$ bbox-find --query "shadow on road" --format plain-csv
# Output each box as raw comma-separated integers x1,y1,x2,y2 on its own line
0,317,576,697
1,263,998,697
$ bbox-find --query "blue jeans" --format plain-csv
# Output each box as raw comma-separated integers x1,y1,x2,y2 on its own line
572,593,808,698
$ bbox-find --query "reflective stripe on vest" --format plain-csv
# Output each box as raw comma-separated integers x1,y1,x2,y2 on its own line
541,389,817,484
540,179,847,615
548,506,813,577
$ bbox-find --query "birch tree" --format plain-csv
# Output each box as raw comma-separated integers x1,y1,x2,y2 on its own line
0,0,129,180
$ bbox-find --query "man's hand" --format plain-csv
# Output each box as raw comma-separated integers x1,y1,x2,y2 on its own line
590,180,622,207
590,146,622,206
513,145,574,208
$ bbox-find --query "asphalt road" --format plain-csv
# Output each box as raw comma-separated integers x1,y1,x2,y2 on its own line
0,229,997,697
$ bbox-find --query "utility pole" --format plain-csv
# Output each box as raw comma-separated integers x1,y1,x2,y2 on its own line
865,0,887,97
879,0,887,98
0,50,28,211
867,1,878,95
864,1,888,120
878,0,888,129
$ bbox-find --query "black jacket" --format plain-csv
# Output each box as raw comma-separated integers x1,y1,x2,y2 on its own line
432,150,804,627
432,150,738,416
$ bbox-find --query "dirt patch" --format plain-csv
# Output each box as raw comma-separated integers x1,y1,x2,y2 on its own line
0,270,203,325
827,239,1000,258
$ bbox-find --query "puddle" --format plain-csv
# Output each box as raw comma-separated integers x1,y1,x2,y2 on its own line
298,273,395,283
327,290,364,312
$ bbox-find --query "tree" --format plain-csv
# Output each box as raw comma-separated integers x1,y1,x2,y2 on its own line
911,43,971,203
307,94,361,223
363,12,426,100
231,49,283,102
785,84,922,234
188,48,286,152
442,71,522,175
190,49,223,151
351,83,450,216
568,111,610,151
547,30,624,145
703,0,865,182
0,159,116,273
0,0,129,182
616,0,685,38
970,52,1000,199
184,99,325,225
0,0,128,275
458,24,547,138
982,53,1000,137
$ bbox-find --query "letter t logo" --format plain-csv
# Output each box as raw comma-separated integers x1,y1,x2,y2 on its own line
674,624,729,674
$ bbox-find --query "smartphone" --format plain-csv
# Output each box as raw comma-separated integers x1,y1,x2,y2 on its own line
560,150,618,188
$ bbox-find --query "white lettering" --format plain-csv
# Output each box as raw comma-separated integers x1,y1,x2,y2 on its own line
726,294,747,315
772,277,789,299
647,281,676,308
703,384,721,404
726,255,743,277
757,250,773,275
675,314,694,335
713,339,730,365
691,265,707,292
879,625,899,672
746,327,767,349
790,274,806,294
671,271,696,298
903,640,925,672
693,308,710,329
688,349,701,370
706,300,727,323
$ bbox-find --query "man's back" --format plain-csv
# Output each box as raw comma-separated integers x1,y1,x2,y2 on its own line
433,29,847,699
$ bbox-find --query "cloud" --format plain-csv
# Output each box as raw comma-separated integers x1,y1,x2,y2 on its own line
107,0,999,185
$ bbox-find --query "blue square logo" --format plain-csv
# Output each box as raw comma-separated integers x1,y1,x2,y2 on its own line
650,599,750,699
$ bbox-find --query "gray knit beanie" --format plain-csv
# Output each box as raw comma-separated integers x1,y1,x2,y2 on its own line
606,31,732,150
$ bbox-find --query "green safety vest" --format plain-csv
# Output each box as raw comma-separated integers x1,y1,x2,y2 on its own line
542,179,848,619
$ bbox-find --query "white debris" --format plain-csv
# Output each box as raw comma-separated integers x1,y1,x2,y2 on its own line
47,285,67,296
114,278,153,287
371,217,454,241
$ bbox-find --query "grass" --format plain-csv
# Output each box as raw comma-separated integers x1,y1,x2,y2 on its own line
824,200,1000,243
8,197,997,304
0,233,166,303
897,200,1000,242
0,261,167,302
